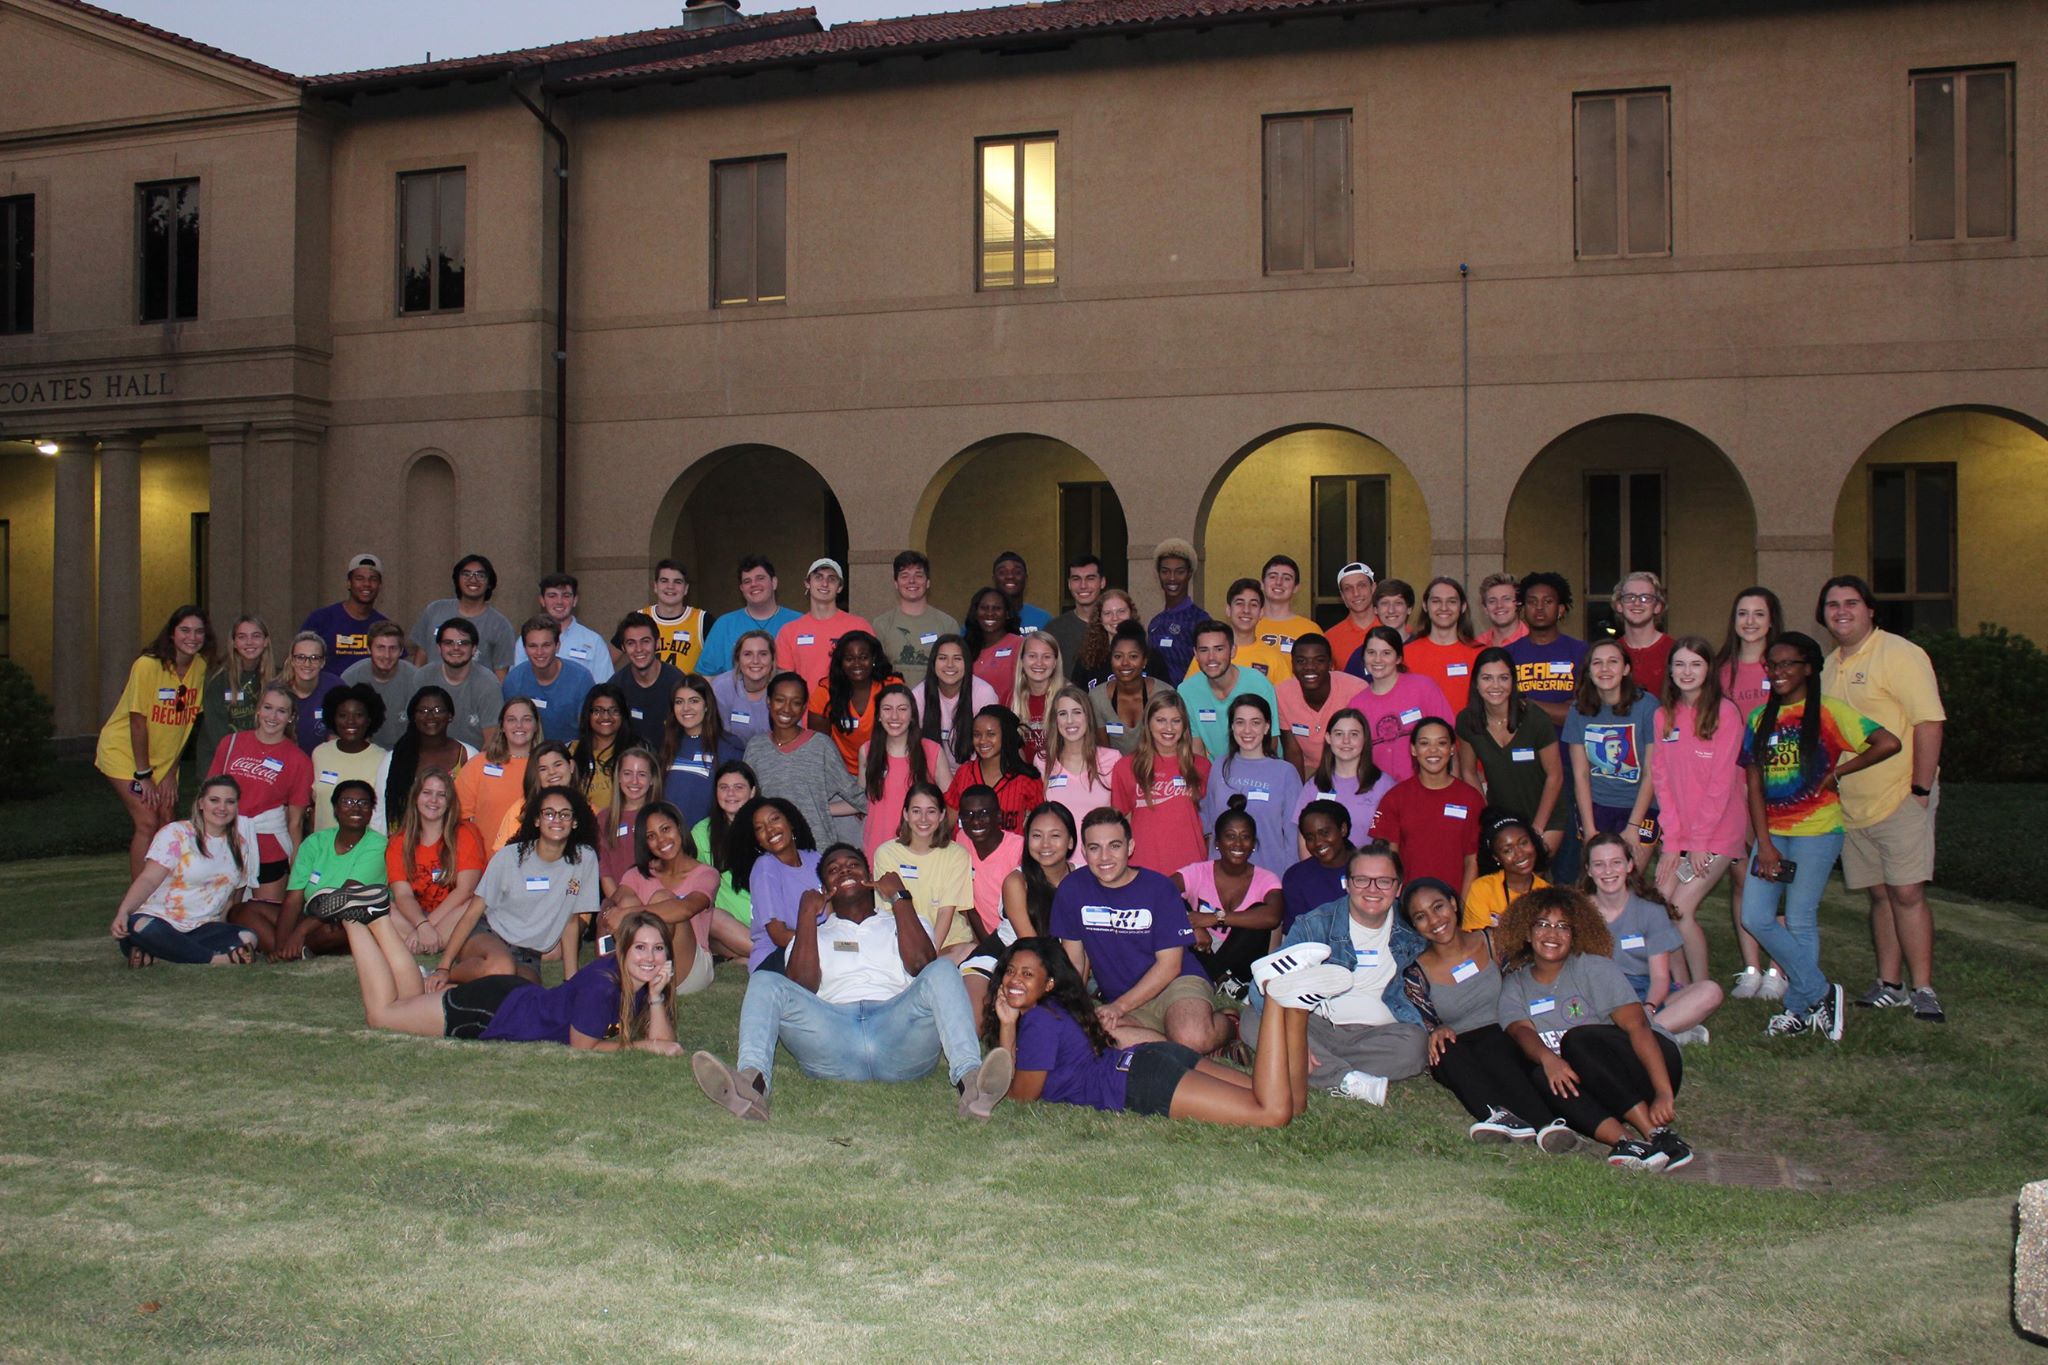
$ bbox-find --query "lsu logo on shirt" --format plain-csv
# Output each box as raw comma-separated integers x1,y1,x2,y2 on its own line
334,633,370,654
1079,905,1153,933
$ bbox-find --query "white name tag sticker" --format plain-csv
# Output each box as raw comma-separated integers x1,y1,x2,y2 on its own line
524,876,551,892
1511,748,1536,762
1548,662,1572,676
307,870,322,884
1290,723,1311,736
1157,638,1174,649
261,757,285,773
1529,995,1557,1015
1443,802,1469,819
1360,948,1383,967
483,763,505,777
1047,774,1069,789
832,939,860,953
797,634,816,646
1446,663,1469,677
1279,638,1296,653
532,698,548,709
995,648,1013,659
1198,710,1218,723
1619,934,1647,950
156,688,178,701
1451,958,1480,983
630,708,645,720
1246,789,1271,803
224,689,238,702
1398,707,1424,726
318,770,340,784
898,864,919,879
919,633,939,645
729,711,751,726
565,646,591,660
1105,723,1126,735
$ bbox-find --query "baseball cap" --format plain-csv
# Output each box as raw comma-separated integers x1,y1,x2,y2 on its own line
807,558,844,579
1337,561,1375,585
347,553,384,576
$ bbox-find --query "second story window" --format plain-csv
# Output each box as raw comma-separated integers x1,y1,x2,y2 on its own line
1574,90,1670,260
978,134,1056,289
398,168,466,314
1912,67,2013,243
138,179,199,323
714,156,787,307
1263,112,1352,274
1,196,30,335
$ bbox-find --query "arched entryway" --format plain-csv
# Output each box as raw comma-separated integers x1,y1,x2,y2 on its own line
1831,406,2048,640
650,445,848,615
1197,425,1428,627
1505,416,1757,638
912,434,1127,618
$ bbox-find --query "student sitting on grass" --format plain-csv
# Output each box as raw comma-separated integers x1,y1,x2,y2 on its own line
108,774,263,968
431,786,600,987
606,800,744,994
690,843,1015,1123
1400,877,1555,1144
247,779,389,961
1173,797,1284,999
983,935,1321,1126
319,888,684,1052
1580,832,1722,1045
1496,886,1696,1172
1462,815,1551,930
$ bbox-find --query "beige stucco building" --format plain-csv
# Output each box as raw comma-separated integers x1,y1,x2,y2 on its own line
1,0,2042,735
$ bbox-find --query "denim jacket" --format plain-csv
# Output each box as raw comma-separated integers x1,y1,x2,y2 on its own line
1248,898,1426,1027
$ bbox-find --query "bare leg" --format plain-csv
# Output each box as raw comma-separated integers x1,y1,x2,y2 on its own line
1655,980,1724,1032
341,920,449,1035
709,911,752,959
108,776,165,882
449,933,519,984
1166,1003,1298,1127
1866,885,1904,984
1285,1006,1310,1117
1881,882,1935,988
1656,853,1729,986
229,900,284,957
1163,998,1233,1054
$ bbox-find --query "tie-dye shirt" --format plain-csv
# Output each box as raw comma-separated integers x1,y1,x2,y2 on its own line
1739,696,1881,837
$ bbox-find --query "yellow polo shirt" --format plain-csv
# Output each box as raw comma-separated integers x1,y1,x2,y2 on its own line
1821,628,1944,829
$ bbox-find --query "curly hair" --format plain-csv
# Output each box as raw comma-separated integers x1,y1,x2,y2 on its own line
979,936,1117,1056
1495,885,1614,972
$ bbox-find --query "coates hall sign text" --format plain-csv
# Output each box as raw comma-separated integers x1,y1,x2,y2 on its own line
0,371,175,409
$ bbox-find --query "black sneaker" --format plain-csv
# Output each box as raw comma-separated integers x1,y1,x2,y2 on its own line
1606,1138,1663,1171
304,882,392,925
1468,1106,1535,1144
1808,983,1846,1042
1910,986,1946,1023
1648,1127,1694,1172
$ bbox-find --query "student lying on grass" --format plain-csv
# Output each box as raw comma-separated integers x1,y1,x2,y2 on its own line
982,934,1327,1126
316,883,684,1051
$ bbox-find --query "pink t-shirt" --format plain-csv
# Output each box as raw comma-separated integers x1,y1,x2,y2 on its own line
1652,699,1750,857
620,863,721,953
1175,858,1282,950
863,739,947,860
964,830,1024,935
1040,747,1120,846
913,677,1000,753
207,732,315,863
1353,673,1455,783
1719,659,1769,718
774,611,876,689
1274,672,1366,772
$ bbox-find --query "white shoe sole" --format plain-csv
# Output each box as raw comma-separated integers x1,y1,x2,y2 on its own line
1250,943,1332,991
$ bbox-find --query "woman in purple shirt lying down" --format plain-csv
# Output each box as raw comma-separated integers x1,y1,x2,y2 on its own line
315,885,685,1053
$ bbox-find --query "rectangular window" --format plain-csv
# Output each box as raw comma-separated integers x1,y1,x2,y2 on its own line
398,168,466,314
1912,67,2014,243
1868,464,1956,634
190,511,210,614
137,179,199,322
1584,471,1664,634
713,156,787,307
1,197,30,335
1056,482,1127,610
1263,112,1352,274
0,519,10,657
978,135,1056,290
1574,90,1670,259
1310,475,1389,628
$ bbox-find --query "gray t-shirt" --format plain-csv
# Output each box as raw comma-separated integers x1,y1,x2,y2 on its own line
423,664,503,751
1604,894,1684,980
743,731,866,849
411,600,519,675
1497,953,1642,1052
477,842,601,951
340,658,423,748
871,607,960,688
1424,952,1503,1034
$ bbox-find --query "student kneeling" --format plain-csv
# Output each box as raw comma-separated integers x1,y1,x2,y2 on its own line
692,844,1014,1122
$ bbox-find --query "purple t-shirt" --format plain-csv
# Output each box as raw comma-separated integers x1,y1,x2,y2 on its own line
292,671,349,752
1146,599,1208,685
1281,856,1346,931
1506,634,1588,712
1050,865,1201,1000
480,957,637,1044
300,602,389,671
746,850,822,969
1352,673,1454,782
1014,1001,1135,1112
1292,771,1396,850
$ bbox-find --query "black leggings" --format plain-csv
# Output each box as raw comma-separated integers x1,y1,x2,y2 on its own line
1533,1025,1682,1137
1195,926,1268,991
1429,1025,1558,1126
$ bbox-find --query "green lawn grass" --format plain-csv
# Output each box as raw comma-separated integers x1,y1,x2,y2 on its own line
3,856,2044,1361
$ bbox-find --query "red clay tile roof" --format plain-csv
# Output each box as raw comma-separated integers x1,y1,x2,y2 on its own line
43,0,300,86
304,8,820,88
565,0,1480,83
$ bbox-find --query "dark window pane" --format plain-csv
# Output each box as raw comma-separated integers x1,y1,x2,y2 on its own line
755,158,786,303
1629,472,1664,577
1309,115,1350,270
1586,473,1622,588
1964,71,2011,239
1354,478,1388,577
1312,476,1347,591
400,174,434,312
1264,118,1305,274
1625,94,1668,255
1576,96,1619,258
172,183,199,320
437,170,465,310
139,184,171,322
715,162,755,305
1913,76,1956,241
1913,467,1954,594
2,197,30,334
1870,468,1908,594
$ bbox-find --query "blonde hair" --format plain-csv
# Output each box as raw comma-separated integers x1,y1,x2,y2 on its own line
1133,691,1204,805
1009,633,1065,715
1042,686,1104,789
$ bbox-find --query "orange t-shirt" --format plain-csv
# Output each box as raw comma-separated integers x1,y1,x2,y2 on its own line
384,820,487,913
1402,637,1483,712
1325,619,1376,677
808,676,903,774
454,755,529,854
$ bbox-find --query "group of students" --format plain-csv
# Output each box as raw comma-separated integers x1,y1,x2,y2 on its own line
92,539,1947,1163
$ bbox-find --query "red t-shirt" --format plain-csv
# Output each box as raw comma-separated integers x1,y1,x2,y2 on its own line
945,763,1045,834
1402,637,1483,712
1109,752,1212,875
207,732,315,864
383,820,487,913
1368,776,1484,889
774,611,876,690
1623,634,1675,702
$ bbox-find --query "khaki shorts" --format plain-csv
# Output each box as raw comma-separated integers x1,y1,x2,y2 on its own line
1841,784,1938,890
1121,973,1222,1033
676,938,716,996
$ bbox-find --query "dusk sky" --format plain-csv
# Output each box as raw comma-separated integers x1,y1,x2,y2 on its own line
94,0,1007,77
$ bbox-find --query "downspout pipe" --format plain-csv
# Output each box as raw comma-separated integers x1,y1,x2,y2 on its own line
513,78,570,573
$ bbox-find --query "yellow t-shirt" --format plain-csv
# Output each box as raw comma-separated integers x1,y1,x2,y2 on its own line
1462,872,1551,931
95,655,207,781
873,839,975,948
1257,614,1320,658
643,604,708,675
1821,628,1944,829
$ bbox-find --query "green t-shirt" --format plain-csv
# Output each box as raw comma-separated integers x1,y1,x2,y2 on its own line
287,828,391,893
691,817,751,925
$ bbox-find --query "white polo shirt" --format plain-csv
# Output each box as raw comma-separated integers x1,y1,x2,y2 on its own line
814,903,931,1005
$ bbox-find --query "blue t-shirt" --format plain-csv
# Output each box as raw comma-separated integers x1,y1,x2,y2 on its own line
1050,866,1201,1000
1506,634,1588,712
504,658,596,743
1014,1001,1135,1112
663,733,746,829
481,957,638,1044
556,620,613,684
699,607,803,676
1280,857,1345,931
1562,691,1661,810
299,602,388,671
1017,603,1052,634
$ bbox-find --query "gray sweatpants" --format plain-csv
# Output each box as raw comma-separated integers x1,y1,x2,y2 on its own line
1242,1004,1428,1086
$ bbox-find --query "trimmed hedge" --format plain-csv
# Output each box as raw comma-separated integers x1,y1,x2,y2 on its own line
0,659,55,801
1913,624,2048,782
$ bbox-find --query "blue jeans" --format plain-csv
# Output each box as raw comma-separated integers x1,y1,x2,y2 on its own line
735,958,983,1091
1739,830,1845,1015
118,913,255,964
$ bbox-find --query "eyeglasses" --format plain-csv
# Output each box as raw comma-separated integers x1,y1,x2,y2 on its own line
1616,592,1659,605
1532,919,1573,932
414,704,450,717
1764,658,1808,674
1346,875,1400,891
290,653,324,664
537,808,576,823
589,707,622,719
335,795,374,808
457,569,489,579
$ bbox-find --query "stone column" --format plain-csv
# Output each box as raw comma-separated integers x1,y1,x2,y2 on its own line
49,440,97,737
249,421,325,638
96,433,143,716
204,423,249,621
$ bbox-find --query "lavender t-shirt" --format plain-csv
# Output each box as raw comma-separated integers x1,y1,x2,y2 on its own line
1014,1001,1135,1112
746,850,822,970
1050,866,1201,1000
481,957,636,1044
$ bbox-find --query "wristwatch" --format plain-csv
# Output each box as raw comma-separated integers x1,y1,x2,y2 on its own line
1910,784,1931,797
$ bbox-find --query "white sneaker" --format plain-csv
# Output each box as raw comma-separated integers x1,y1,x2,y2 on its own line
1758,968,1789,1002
1250,943,1332,992
1264,963,1355,1010
1671,1025,1710,1047
1328,1070,1388,1105
1730,967,1763,1001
